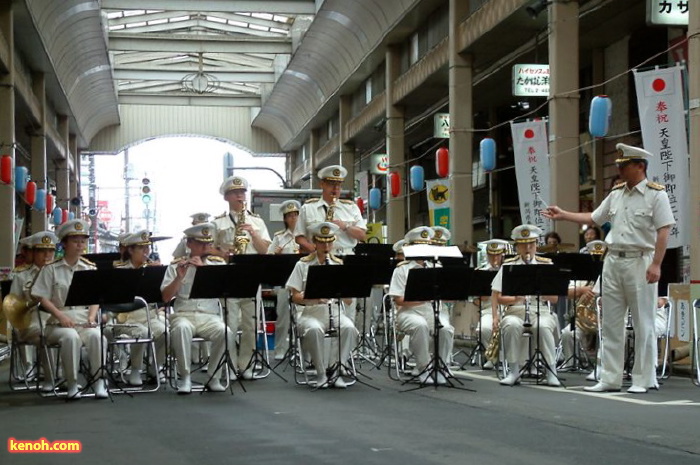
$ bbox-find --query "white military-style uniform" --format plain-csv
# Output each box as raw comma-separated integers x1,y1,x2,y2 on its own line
591,179,674,389
285,252,358,376
475,262,498,347
31,256,106,388
161,254,234,380
213,209,271,373
388,260,454,374
268,227,299,359
294,199,366,257
491,255,559,373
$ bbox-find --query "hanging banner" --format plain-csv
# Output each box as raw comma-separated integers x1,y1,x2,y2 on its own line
426,179,451,229
633,65,688,249
510,120,551,234
365,222,384,244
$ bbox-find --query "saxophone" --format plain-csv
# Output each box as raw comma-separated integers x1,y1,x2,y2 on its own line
325,197,337,221
233,202,250,255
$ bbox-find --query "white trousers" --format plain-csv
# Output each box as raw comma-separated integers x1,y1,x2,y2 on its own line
226,298,256,370
501,305,557,368
274,287,291,357
170,312,233,378
600,254,657,388
477,311,493,346
396,306,454,372
113,318,166,371
298,304,358,372
45,326,106,385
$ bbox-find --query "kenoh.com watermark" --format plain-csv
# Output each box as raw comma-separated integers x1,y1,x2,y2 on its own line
8,438,82,453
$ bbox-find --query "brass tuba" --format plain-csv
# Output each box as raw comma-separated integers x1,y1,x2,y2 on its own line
233,202,251,255
575,283,598,335
2,293,36,331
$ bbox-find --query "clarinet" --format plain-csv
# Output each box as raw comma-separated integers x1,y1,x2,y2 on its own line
522,253,533,337
325,255,338,335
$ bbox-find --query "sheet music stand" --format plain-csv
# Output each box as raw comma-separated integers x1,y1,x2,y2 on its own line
502,264,569,385
551,254,603,371
403,266,474,392
459,269,498,370
304,265,377,390
65,268,144,400
353,243,395,257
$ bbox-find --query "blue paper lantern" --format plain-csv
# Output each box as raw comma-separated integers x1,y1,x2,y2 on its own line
480,138,497,172
409,165,424,191
15,166,28,192
589,95,612,137
68,211,75,221
34,188,46,210
52,207,62,226
369,187,382,210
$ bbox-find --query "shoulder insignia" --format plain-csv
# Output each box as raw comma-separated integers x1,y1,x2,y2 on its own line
207,256,226,263
12,264,31,273
80,257,96,266
330,254,343,264
215,211,227,219
274,230,285,236
304,198,320,204
48,257,63,265
503,256,519,263
339,199,353,204
249,212,261,218
112,260,127,268
171,256,187,264
301,252,317,263
396,260,410,267
612,182,626,191
535,256,553,263
647,181,665,191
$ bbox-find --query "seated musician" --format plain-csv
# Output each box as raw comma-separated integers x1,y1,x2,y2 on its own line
161,223,234,394
491,224,560,387
31,220,107,400
112,230,167,385
475,239,509,369
388,227,455,385
286,222,358,389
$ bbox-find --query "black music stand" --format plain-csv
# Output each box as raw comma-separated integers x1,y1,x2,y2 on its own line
403,266,474,392
304,264,377,390
551,254,603,371
65,268,144,400
502,264,569,386
460,269,498,370
353,243,395,257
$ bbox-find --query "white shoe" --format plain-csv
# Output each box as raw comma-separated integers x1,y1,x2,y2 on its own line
483,360,494,370
314,374,328,389
208,378,226,392
436,372,448,385
178,376,192,394
66,383,81,400
545,372,561,387
586,371,599,382
333,377,347,389
627,385,647,394
242,368,255,380
584,382,620,392
274,353,285,361
128,370,143,386
418,372,435,385
500,371,521,386
93,380,108,399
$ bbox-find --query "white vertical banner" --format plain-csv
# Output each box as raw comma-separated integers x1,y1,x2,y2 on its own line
510,120,551,234
676,299,689,342
633,65,689,249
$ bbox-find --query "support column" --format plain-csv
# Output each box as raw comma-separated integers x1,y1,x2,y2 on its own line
385,45,405,242
30,72,47,232
448,0,473,249
548,0,580,243
56,115,70,211
338,94,355,193
0,2,15,269
69,134,79,217
308,128,319,189
689,3,700,279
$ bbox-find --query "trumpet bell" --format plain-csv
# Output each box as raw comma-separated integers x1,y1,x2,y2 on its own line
2,293,35,331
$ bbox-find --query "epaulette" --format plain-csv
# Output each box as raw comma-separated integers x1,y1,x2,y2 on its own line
339,199,353,204
329,253,343,264
48,257,63,265
396,260,410,267
112,260,126,268
304,198,320,204
248,211,261,218
647,181,665,191
612,182,626,190
79,257,96,267
503,256,520,263
215,212,227,219
274,230,285,236
207,256,226,263
12,264,31,273
171,256,187,264
535,256,553,263
301,252,317,262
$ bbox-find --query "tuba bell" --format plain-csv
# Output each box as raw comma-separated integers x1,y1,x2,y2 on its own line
575,285,598,335
2,293,36,331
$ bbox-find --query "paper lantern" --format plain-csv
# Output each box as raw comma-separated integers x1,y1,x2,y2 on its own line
480,138,497,172
409,165,424,191
25,181,37,205
46,193,54,214
34,188,46,210
369,187,382,210
52,207,63,226
435,147,449,178
68,211,75,221
589,95,612,138
63,210,70,223
389,171,401,198
1,155,12,184
356,197,365,215
15,166,28,192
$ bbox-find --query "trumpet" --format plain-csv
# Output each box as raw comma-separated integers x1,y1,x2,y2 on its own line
484,326,501,364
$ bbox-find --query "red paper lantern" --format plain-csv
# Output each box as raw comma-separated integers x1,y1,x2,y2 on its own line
62,209,69,224
389,171,401,198
355,197,365,215
25,181,37,205
46,193,54,214
436,147,449,178
0,155,11,184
